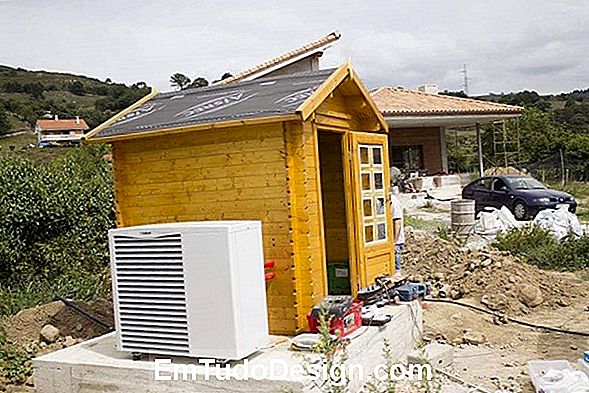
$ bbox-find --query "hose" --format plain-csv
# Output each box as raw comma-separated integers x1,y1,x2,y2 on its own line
424,298,589,337
57,297,113,330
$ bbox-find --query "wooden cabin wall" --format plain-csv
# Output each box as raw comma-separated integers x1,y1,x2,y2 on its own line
317,132,349,263
111,123,298,334
283,121,327,331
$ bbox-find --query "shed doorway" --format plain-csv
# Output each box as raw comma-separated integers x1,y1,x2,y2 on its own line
317,131,353,295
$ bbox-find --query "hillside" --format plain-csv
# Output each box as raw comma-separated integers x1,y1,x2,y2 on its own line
0,65,150,135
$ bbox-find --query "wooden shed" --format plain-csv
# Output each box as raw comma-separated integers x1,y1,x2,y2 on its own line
86,62,395,335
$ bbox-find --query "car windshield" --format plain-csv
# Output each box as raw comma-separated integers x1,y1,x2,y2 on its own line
505,176,546,190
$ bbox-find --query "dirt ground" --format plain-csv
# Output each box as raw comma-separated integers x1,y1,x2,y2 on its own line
402,228,589,392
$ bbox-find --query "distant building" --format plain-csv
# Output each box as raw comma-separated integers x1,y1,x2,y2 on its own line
35,115,89,146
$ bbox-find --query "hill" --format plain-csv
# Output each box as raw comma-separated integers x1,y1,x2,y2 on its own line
0,65,150,135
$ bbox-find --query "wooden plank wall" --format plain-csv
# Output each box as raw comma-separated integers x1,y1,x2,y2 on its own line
317,132,349,263
283,121,327,331
112,123,298,334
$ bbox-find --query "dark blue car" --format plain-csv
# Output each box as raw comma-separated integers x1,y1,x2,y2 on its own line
462,175,577,220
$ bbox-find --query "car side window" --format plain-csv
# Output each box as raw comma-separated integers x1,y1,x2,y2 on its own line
473,178,492,190
493,178,508,192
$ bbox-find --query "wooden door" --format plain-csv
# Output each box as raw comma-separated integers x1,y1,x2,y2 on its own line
347,132,395,291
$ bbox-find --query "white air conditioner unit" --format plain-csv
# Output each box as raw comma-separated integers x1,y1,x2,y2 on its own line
108,221,269,360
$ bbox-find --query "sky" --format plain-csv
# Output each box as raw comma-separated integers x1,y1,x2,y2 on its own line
0,0,587,95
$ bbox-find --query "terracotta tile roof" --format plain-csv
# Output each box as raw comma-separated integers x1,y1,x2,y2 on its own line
36,119,89,130
218,31,341,85
370,87,524,117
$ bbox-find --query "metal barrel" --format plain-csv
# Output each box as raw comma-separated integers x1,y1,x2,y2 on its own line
450,199,476,239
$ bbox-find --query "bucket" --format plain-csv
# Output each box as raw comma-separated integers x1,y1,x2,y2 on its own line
451,199,475,240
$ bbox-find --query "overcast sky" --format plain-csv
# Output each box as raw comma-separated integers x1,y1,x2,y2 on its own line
1,0,587,95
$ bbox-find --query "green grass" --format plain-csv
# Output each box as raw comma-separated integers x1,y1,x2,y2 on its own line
494,226,589,271
0,132,71,161
404,212,448,239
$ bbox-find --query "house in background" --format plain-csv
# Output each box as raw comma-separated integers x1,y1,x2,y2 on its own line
35,115,89,146
370,86,523,176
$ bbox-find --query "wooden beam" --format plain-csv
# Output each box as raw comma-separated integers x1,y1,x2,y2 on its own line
83,87,159,142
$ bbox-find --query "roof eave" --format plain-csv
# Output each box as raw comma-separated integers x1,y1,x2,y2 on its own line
385,112,522,128
85,113,300,144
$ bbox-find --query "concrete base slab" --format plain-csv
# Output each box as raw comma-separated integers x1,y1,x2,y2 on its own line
33,302,422,393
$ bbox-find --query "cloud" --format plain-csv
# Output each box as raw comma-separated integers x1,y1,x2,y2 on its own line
0,0,587,95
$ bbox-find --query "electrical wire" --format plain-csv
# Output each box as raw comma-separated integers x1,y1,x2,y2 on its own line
56,297,113,330
424,298,589,337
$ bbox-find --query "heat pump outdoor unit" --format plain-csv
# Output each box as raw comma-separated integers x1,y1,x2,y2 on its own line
108,221,269,360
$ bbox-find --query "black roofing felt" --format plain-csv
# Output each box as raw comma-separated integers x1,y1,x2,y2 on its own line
94,69,336,139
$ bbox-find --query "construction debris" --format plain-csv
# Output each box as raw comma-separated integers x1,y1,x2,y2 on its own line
404,228,586,316
533,205,584,239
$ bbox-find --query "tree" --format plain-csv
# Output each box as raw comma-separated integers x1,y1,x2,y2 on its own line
188,77,209,89
169,73,191,90
0,110,10,135
67,81,85,96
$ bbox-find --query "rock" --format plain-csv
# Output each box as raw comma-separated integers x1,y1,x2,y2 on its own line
556,298,570,307
450,289,461,300
481,259,492,267
508,275,517,283
517,284,543,308
462,330,486,345
25,375,34,386
433,272,445,281
494,261,502,269
64,336,76,348
40,324,60,343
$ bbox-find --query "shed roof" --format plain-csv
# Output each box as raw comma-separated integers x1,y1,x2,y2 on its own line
86,63,387,142
216,31,341,85
36,118,89,131
370,87,524,117
90,69,334,140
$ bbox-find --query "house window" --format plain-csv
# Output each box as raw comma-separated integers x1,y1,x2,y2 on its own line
359,144,387,245
391,146,424,171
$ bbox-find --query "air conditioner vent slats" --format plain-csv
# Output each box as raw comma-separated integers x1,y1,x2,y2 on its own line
112,232,190,354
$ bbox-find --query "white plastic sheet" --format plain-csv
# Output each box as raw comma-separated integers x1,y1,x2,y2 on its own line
533,205,583,240
474,206,518,236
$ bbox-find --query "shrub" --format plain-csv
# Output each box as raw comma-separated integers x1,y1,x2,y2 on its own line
494,226,589,271
0,145,115,286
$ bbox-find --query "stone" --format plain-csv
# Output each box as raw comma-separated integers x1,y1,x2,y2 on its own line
25,375,34,386
481,259,492,267
40,324,60,344
556,298,570,307
64,336,76,348
462,330,486,345
517,284,543,308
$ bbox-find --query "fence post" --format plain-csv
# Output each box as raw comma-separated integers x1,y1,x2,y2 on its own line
559,149,565,186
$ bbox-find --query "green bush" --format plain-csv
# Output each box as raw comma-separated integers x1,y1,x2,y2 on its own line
494,226,589,271
0,144,115,294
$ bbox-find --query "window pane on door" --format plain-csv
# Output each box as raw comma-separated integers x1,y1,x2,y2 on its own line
374,173,383,190
364,225,374,243
359,144,388,245
372,147,382,165
360,147,370,165
361,173,371,190
363,199,373,217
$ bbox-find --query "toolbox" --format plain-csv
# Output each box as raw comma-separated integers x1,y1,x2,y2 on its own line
307,296,363,337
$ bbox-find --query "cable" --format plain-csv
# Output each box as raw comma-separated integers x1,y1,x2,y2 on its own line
425,192,459,202
56,297,113,330
424,298,589,337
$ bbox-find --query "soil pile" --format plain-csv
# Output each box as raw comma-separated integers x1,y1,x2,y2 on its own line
3,299,113,353
404,229,588,316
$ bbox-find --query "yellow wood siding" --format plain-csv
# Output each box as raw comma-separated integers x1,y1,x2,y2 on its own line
112,123,298,334
284,121,327,331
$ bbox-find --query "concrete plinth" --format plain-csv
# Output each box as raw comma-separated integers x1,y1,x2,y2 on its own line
33,302,422,393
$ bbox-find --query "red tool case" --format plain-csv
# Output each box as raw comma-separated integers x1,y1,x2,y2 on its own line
307,299,363,337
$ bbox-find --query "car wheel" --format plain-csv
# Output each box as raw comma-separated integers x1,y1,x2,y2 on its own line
513,201,528,220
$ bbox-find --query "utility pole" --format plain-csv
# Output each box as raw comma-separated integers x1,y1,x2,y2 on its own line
461,64,469,96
